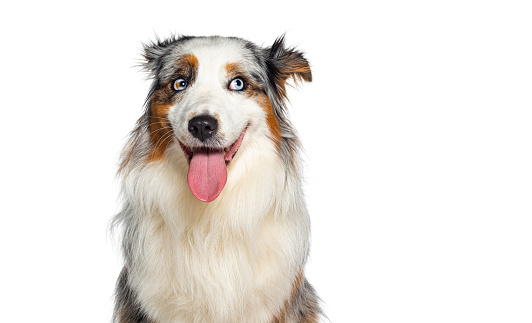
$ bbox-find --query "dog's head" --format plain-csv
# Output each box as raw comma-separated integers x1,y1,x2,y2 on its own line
132,35,311,202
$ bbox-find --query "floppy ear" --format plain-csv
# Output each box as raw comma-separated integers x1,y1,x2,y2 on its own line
266,35,312,100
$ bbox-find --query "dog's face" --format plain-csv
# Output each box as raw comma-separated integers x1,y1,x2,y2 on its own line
138,36,311,202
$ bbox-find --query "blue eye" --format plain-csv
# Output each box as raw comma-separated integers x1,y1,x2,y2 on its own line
229,78,245,91
174,78,187,91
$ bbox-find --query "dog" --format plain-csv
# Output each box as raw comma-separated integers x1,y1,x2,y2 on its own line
113,35,321,323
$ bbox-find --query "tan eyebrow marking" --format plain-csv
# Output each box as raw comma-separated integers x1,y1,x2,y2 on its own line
180,53,199,71
224,62,241,77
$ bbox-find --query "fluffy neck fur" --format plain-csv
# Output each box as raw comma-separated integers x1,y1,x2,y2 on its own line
116,133,311,322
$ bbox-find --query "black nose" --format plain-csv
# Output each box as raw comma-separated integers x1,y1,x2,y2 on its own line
188,115,218,142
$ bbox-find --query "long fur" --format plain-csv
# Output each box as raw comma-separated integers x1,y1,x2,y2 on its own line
112,35,321,323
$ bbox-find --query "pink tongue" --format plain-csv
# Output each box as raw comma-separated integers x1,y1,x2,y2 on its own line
187,148,227,202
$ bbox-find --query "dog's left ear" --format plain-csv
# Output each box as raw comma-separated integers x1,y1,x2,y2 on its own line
266,35,312,99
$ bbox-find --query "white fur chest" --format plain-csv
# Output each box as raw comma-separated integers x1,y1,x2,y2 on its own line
130,212,298,323
125,144,309,323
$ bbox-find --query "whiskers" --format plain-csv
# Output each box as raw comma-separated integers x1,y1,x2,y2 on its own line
148,116,176,159
152,128,174,155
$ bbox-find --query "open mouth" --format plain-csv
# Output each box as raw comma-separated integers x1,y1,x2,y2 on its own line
178,127,247,202
178,127,247,166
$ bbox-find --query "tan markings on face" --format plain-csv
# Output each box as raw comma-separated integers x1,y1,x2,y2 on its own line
147,100,173,162
224,62,241,77
181,53,199,71
225,62,282,149
256,93,281,149
224,62,254,89
172,53,199,90
147,54,199,162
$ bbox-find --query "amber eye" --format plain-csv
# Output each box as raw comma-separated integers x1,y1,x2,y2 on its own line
174,78,187,91
229,78,245,91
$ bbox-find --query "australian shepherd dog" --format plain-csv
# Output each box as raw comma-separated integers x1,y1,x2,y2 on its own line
113,35,321,323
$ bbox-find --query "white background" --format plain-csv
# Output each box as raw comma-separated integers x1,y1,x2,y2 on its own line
1,1,531,322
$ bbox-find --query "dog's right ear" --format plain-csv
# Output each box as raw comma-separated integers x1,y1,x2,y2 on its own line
142,35,180,75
